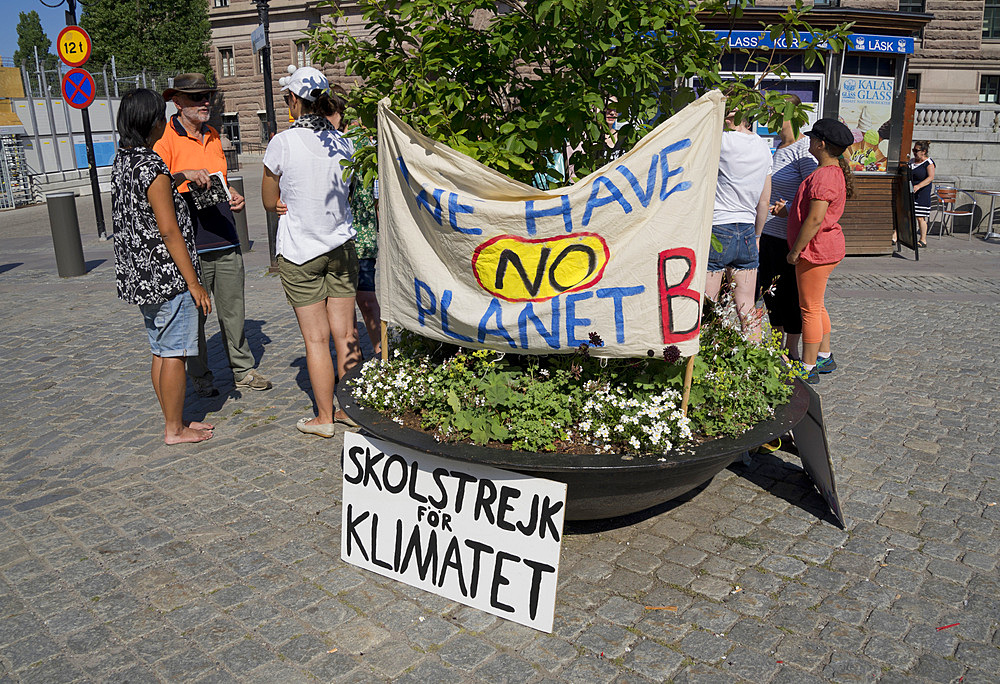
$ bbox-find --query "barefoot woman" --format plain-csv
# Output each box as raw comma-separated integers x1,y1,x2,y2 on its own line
112,88,214,444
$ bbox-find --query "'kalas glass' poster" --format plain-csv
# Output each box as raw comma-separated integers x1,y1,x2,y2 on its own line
838,76,894,173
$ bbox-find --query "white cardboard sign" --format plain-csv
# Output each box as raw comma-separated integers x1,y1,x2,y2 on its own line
341,432,567,632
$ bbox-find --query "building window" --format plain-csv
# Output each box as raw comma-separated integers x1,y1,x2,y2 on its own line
900,0,925,38
906,73,920,100
986,0,1000,40
213,0,229,7
259,112,270,144
257,50,271,75
219,48,235,78
721,52,824,75
296,41,312,68
981,75,1000,103
222,114,241,153
842,55,896,78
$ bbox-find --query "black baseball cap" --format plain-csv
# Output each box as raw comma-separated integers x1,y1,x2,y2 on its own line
805,118,854,149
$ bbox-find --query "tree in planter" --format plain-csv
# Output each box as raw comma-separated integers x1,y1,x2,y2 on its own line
309,0,852,188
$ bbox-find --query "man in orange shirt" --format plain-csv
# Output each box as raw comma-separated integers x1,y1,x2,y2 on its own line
155,73,272,396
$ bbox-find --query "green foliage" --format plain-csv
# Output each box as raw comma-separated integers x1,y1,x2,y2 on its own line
354,294,792,454
80,0,212,78
686,299,795,437
13,11,57,71
310,0,852,187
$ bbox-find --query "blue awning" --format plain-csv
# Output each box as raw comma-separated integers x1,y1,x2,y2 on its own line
714,30,914,54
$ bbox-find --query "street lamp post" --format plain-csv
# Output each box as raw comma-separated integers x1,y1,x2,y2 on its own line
254,0,279,268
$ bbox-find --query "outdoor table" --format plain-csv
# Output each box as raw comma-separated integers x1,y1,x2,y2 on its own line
973,190,1000,240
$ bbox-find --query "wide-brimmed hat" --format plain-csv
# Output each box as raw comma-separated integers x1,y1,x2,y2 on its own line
805,118,854,149
279,66,328,102
162,73,217,101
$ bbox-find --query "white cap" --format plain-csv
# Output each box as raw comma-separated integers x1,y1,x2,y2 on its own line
278,66,328,101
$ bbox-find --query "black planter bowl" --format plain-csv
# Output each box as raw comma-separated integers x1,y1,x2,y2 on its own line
336,369,810,521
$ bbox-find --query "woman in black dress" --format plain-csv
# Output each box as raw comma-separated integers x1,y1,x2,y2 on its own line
910,141,935,247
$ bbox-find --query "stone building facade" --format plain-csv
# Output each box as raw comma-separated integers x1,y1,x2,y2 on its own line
206,0,362,151
906,0,1000,191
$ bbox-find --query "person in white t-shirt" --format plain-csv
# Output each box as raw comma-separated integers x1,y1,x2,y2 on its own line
705,111,772,340
261,66,361,437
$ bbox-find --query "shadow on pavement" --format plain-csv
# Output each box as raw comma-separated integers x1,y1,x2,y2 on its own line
729,451,842,528
564,481,710,535
85,259,106,273
291,355,316,414
0,262,23,274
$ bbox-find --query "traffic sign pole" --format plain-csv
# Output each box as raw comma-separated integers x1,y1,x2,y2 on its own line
56,23,106,239
80,109,105,239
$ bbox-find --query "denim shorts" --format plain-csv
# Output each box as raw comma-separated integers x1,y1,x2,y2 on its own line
139,291,199,358
357,257,377,292
707,222,759,272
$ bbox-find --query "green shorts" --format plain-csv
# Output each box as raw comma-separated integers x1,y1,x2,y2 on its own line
278,240,358,308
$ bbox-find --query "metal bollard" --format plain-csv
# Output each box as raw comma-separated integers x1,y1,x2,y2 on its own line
228,175,251,251
46,192,86,277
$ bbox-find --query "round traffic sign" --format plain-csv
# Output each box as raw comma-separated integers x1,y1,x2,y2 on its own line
57,26,92,67
62,68,97,110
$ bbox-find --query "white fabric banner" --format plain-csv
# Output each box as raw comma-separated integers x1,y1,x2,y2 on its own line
377,90,724,358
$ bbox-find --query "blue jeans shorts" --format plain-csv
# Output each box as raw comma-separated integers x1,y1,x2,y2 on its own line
139,291,199,358
357,257,377,292
707,222,759,272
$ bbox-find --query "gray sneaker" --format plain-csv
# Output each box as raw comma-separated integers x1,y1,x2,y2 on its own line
191,373,219,398
235,369,272,391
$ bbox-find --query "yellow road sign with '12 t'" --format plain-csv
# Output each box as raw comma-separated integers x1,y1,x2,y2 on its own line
57,26,92,68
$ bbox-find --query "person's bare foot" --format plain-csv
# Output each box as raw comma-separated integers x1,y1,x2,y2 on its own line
185,420,214,430
164,426,213,445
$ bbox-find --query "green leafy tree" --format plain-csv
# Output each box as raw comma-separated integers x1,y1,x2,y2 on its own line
80,0,212,78
13,11,57,71
310,0,852,187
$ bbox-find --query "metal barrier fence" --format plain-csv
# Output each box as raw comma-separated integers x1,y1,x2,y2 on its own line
0,135,33,209
21,57,174,101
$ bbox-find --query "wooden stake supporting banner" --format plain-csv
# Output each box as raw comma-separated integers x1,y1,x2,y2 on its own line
681,355,696,415
380,321,389,362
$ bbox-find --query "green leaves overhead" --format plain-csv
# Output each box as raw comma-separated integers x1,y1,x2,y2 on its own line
311,0,852,186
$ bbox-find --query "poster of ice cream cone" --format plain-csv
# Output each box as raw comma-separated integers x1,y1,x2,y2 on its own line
838,76,894,173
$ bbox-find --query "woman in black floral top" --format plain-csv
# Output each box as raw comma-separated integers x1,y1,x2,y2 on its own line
112,89,214,444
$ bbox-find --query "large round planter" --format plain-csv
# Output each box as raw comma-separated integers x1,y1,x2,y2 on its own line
336,370,810,521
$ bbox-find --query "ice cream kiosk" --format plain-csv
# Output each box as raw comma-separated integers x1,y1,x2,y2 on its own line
703,7,933,255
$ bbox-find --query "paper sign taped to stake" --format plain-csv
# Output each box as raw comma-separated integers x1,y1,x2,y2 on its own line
341,432,567,632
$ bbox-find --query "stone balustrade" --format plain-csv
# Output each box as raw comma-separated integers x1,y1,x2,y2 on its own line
914,104,1000,131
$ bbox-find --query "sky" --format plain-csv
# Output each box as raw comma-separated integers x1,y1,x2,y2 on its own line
1,0,75,66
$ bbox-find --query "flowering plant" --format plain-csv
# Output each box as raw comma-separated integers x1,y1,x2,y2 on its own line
352,289,792,456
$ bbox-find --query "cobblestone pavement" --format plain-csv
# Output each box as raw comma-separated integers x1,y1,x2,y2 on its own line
2,169,999,682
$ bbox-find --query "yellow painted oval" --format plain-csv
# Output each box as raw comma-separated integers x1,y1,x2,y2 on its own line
471,232,610,302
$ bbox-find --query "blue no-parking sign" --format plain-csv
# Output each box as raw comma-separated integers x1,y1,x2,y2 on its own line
62,68,97,110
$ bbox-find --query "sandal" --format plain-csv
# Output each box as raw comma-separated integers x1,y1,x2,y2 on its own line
917,240,928,248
